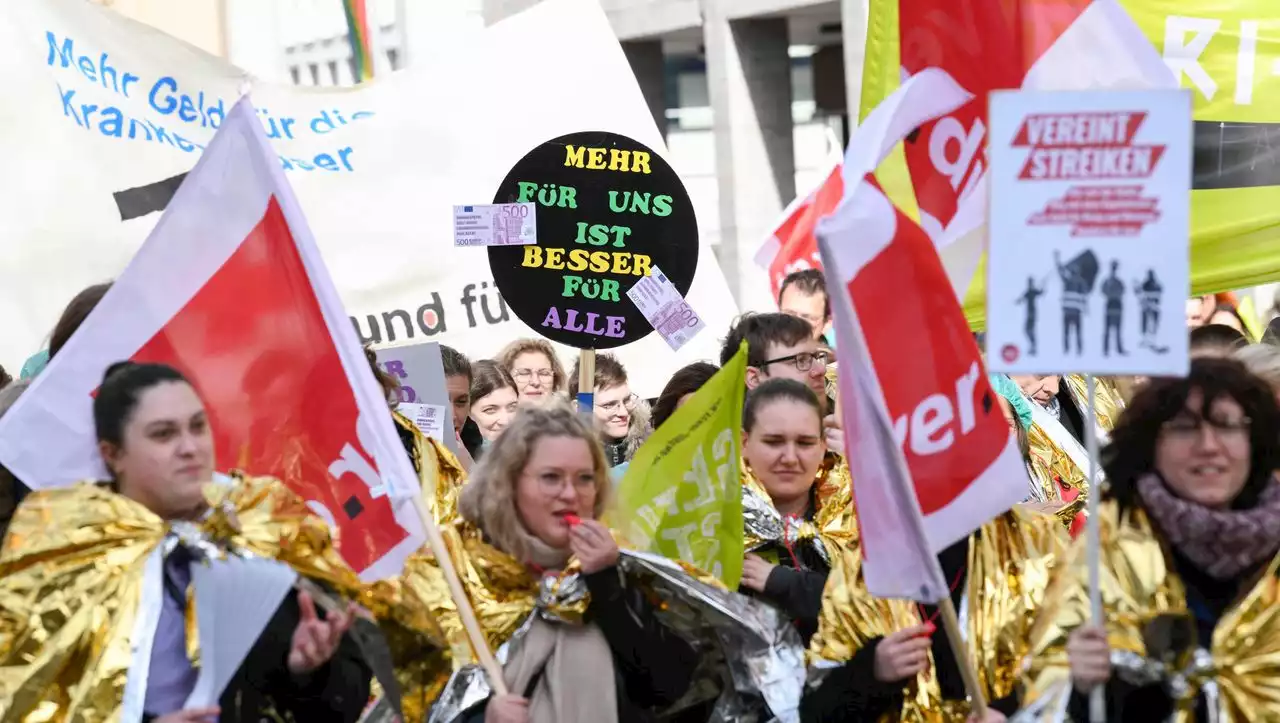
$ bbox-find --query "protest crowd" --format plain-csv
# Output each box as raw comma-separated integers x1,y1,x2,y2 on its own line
2,1,1279,723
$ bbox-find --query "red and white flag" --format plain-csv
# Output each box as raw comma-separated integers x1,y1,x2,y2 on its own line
818,73,1027,602
898,0,1173,244
754,162,844,300
0,98,425,581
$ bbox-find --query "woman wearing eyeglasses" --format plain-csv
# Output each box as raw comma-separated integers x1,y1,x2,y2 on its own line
1019,357,1280,721
570,354,651,469
498,338,567,405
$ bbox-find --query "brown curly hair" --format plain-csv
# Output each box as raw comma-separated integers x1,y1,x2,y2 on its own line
458,401,610,562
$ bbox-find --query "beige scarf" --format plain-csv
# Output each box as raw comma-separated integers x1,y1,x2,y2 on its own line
502,615,619,723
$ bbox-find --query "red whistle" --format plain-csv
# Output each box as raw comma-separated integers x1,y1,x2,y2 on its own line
564,513,582,526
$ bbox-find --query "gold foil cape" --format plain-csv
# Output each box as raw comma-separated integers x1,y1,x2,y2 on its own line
0,475,433,723
808,510,1067,722
1025,376,1124,526
393,410,468,526
1016,502,1280,722
389,522,807,723
741,453,857,565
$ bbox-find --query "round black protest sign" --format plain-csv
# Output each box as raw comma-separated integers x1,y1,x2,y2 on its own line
488,131,698,350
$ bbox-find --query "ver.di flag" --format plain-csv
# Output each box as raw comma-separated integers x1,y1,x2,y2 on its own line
816,69,1027,600
0,97,425,581
612,343,748,588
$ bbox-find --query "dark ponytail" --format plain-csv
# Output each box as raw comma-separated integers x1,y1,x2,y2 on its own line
94,362,191,447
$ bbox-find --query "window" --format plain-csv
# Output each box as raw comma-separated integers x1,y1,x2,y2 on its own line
328,60,340,85
308,63,320,85
289,66,300,85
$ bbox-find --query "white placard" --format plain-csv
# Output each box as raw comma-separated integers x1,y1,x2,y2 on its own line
985,89,1192,376
453,202,536,246
626,265,705,352
397,402,447,443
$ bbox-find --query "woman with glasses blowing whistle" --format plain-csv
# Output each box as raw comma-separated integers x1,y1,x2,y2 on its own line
1019,357,1280,721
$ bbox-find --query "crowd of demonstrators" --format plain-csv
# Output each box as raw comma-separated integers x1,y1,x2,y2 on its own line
7,264,1280,723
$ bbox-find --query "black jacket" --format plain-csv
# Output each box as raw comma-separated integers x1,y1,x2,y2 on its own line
800,536,1020,722
1067,549,1275,721
742,492,830,646
460,567,697,723
143,588,371,723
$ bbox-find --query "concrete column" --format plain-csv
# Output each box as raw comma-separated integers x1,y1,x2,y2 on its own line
703,8,795,308
622,41,668,140
841,0,869,124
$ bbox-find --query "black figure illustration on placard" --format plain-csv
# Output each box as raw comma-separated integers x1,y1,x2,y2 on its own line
1101,260,1128,357
1016,276,1048,355
1055,250,1098,356
1135,269,1169,354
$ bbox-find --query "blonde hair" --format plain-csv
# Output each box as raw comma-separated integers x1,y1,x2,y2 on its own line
458,401,610,562
1235,344,1280,389
497,338,567,395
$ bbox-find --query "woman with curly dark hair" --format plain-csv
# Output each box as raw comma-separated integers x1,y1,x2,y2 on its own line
1022,357,1280,721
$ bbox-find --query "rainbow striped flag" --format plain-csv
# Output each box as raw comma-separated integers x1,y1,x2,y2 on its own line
343,0,374,82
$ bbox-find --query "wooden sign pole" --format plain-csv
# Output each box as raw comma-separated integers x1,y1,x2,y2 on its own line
577,348,596,416
938,596,988,716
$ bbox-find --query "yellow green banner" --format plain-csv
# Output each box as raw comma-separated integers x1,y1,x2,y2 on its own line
611,342,747,587
861,0,1280,328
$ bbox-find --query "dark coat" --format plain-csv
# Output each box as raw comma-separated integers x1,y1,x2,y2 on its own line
1066,548,1276,721
459,566,697,723
800,537,1020,722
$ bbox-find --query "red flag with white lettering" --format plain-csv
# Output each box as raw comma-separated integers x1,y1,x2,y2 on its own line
816,70,1026,601
0,98,424,580
820,174,1027,601
896,0,1171,243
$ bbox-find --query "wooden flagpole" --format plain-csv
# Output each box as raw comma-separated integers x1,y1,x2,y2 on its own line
937,595,988,716
577,349,596,416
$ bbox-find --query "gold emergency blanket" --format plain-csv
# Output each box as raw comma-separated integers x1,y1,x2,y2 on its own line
1018,502,1280,722
0,475,391,723
808,510,1067,722
389,522,806,723
393,410,468,525
741,452,858,564
1025,424,1087,525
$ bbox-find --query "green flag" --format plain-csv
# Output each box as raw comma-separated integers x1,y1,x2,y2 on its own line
612,342,747,587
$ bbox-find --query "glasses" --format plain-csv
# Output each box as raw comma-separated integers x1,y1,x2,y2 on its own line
1160,415,1251,442
763,350,830,372
513,368,555,382
597,394,639,414
528,470,597,496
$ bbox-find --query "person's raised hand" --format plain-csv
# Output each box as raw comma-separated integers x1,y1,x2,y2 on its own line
287,590,356,676
1067,625,1112,693
873,624,934,683
569,519,619,574
739,553,776,593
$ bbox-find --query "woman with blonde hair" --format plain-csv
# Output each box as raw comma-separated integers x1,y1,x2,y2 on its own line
401,401,806,723
497,338,566,405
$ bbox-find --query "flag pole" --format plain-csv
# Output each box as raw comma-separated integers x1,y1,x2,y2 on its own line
1085,374,1106,722
937,596,988,715
409,494,509,695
